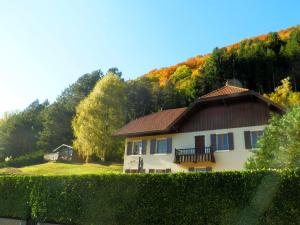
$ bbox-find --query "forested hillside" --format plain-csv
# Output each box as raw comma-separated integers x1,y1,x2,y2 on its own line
1,25,300,162
145,25,300,93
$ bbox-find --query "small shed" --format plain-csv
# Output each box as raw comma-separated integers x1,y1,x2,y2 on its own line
44,144,74,162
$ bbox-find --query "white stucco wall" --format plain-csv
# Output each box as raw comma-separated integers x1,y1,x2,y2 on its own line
123,125,266,172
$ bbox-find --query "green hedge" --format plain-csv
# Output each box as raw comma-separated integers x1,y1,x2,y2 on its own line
0,171,299,225
0,151,44,168
0,176,31,219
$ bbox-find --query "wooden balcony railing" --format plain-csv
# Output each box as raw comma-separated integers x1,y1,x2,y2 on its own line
175,147,215,163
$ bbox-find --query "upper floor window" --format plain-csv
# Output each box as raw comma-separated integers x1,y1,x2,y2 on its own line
156,139,168,154
211,133,234,151
216,133,229,151
133,141,143,155
244,130,263,149
250,130,263,149
126,140,147,155
150,138,172,154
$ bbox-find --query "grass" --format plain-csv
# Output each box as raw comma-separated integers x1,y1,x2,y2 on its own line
0,162,123,176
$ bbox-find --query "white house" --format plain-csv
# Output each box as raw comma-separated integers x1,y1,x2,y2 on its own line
115,83,285,173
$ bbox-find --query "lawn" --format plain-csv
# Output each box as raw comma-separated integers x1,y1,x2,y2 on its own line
0,162,123,175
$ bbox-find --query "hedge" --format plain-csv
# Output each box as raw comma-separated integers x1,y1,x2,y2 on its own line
0,171,299,225
0,151,44,168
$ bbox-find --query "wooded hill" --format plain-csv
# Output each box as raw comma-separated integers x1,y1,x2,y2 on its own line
1,25,300,162
145,24,300,89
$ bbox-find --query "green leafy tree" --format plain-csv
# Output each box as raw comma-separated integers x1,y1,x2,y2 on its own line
0,100,48,158
246,106,300,169
170,65,192,83
38,70,102,151
169,65,197,101
282,29,300,89
72,73,125,162
124,77,154,122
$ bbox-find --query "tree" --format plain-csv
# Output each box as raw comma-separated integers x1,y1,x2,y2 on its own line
170,65,192,83
0,100,48,158
282,29,300,89
72,73,125,162
38,70,102,151
107,67,122,78
264,77,300,108
246,106,300,169
124,78,154,122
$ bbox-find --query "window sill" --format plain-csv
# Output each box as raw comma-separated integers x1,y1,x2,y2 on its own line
214,150,230,153
152,153,170,155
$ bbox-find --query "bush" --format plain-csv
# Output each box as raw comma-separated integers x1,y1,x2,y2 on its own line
0,151,44,168
0,171,299,225
0,176,31,219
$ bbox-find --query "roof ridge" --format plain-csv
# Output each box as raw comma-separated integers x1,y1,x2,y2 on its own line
200,86,227,98
225,84,249,90
200,85,249,98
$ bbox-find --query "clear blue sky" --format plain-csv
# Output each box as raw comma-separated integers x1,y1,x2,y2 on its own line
0,0,299,114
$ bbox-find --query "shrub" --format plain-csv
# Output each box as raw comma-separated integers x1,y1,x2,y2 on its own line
0,171,299,225
0,176,31,219
0,151,44,168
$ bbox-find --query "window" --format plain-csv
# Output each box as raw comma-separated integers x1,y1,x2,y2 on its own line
156,139,167,154
132,141,143,155
150,138,172,154
149,168,171,173
125,169,145,174
189,167,212,172
250,130,263,149
149,169,155,173
216,133,229,151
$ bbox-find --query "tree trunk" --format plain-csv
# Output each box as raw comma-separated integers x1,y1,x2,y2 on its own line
85,155,90,163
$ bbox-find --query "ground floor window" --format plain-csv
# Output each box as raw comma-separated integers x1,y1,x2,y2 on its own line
125,169,145,173
149,168,171,173
188,167,212,172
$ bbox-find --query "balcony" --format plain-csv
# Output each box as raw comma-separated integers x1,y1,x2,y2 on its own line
175,147,215,163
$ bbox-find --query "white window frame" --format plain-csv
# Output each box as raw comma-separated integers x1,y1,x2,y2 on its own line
250,130,263,150
132,140,143,155
215,133,230,152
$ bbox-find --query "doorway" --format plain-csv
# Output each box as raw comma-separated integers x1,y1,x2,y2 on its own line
195,135,205,154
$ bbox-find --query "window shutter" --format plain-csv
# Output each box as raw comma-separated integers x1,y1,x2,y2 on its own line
150,139,156,154
210,134,216,151
167,138,172,154
228,133,234,150
244,131,251,149
142,140,147,155
126,142,132,155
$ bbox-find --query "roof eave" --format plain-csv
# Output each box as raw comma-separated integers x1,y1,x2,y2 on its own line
114,129,171,138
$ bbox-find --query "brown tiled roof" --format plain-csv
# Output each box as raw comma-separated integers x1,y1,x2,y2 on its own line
116,85,285,137
200,85,249,99
115,107,187,136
